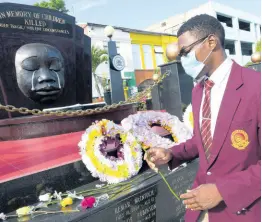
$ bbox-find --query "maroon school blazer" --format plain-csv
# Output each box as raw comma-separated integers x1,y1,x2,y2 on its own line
169,62,261,222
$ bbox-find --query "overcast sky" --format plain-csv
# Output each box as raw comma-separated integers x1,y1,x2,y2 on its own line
0,0,261,29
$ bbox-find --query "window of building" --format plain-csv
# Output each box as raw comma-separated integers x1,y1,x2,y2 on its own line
132,44,142,69
241,42,253,56
239,20,250,31
154,46,164,66
224,40,236,55
143,45,154,69
217,14,233,27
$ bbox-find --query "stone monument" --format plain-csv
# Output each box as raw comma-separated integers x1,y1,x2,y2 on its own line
0,3,92,118
151,61,193,120
0,2,137,215
0,3,198,222
151,42,194,119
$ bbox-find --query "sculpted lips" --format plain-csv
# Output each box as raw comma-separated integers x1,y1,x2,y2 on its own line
35,86,60,96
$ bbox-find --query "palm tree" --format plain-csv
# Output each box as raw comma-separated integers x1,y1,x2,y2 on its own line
91,45,108,97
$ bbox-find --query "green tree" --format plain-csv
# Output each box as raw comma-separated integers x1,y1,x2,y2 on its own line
34,0,69,13
255,39,261,53
91,45,108,97
245,39,261,67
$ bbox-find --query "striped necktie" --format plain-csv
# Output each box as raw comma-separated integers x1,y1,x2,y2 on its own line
201,79,215,160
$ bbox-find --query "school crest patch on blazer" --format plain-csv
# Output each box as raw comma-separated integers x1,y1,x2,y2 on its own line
231,130,250,150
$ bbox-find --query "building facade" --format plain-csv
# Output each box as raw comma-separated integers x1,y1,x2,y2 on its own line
130,32,177,70
78,23,177,98
146,1,261,66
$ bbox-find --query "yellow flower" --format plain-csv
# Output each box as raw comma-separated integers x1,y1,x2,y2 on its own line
183,104,193,132
16,206,31,217
99,119,109,127
141,143,150,150
60,197,73,208
163,126,171,132
61,206,73,213
172,135,179,143
120,134,127,143
88,129,101,140
189,112,194,127
17,216,31,222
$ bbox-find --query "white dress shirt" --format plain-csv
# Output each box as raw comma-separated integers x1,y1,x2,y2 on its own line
199,58,233,137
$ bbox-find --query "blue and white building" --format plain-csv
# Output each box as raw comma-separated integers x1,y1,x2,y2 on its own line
146,1,261,65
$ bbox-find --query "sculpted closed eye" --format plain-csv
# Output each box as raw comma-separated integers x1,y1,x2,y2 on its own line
49,58,62,71
21,57,40,71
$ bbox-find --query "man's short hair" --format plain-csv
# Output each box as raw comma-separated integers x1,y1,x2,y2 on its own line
177,14,225,47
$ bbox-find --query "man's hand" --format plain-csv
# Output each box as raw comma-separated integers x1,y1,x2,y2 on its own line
144,147,173,172
180,184,223,211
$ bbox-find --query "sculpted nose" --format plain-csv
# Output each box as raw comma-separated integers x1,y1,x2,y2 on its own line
37,68,56,83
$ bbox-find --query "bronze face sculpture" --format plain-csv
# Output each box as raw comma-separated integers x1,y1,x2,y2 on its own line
15,43,65,103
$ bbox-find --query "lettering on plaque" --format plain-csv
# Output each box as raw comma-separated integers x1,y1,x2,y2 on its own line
114,186,157,222
0,7,72,38
170,167,197,217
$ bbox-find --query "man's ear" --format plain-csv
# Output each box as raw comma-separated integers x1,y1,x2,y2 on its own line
207,35,217,50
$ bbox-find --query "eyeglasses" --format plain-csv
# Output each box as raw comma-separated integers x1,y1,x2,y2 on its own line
178,36,208,57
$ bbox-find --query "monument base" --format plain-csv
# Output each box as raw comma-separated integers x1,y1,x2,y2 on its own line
0,103,136,141
0,103,137,214
6,160,198,222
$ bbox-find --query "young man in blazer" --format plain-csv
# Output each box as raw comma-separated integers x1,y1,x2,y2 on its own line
145,14,261,222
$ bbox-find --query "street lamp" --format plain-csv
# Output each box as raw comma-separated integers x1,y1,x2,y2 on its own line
166,42,179,61
104,25,125,104
104,25,115,40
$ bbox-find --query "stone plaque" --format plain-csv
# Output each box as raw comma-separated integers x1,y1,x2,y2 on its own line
5,160,198,222
113,187,157,222
0,3,73,38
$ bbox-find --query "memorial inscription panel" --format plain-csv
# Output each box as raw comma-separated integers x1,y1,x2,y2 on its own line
4,160,198,222
170,167,197,219
114,187,157,222
75,161,198,222
0,4,73,38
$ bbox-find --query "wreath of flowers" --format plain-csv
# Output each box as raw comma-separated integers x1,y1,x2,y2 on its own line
78,119,143,184
1,113,191,220
121,111,192,150
183,104,194,134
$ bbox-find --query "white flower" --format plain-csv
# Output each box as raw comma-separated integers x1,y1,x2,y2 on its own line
0,213,6,220
66,191,84,200
183,104,194,135
53,191,62,200
121,111,191,149
39,193,51,202
94,194,109,207
96,184,105,188
106,121,114,131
